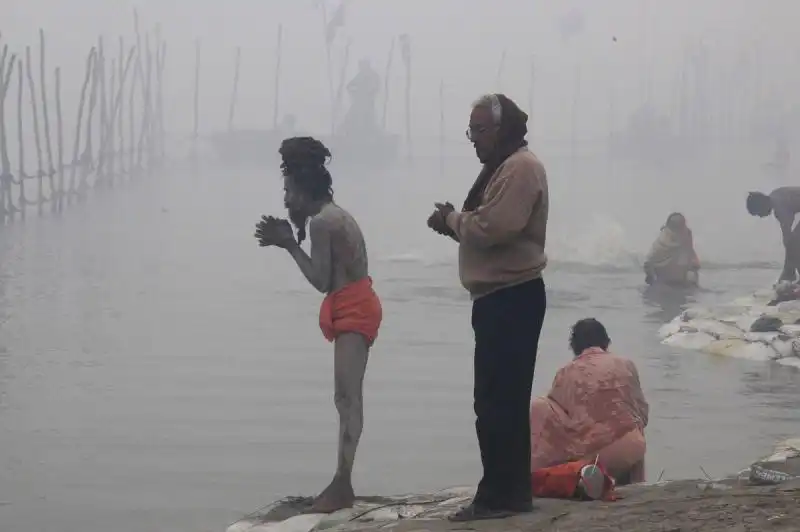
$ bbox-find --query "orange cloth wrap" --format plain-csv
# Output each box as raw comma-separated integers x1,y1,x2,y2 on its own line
319,277,383,346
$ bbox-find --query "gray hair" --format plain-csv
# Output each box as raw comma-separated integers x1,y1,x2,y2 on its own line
472,93,502,125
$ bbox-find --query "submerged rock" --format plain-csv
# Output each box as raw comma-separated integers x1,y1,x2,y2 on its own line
750,316,784,332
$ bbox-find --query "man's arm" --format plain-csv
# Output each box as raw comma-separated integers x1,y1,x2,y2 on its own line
445,160,540,248
286,216,333,294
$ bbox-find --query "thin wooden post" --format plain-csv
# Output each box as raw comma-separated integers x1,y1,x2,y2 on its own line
80,48,99,196
380,37,395,130
331,39,350,132
0,46,17,221
135,34,153,171
496,49,506,91
438,80,444,175
228,46,241,132
55,66,64,211
69,47,96,200
39,29,56,207
527,56,534,145
25,46,45,214
118,37,126,175
272,26,282,129
17,56,27,217
128,43,138,174
155,40,166,163
96,37,108,183
192,38,200,161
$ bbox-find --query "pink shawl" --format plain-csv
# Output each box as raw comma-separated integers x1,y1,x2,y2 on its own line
531,348,649,471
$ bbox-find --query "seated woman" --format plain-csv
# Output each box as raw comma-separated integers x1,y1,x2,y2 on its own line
530,319,649,485
643,212,700,287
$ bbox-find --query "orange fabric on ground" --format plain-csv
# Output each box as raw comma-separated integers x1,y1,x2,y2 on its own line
531,460,617,501
319,276,382,346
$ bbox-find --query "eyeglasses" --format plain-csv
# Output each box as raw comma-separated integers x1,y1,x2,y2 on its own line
465,125,489,141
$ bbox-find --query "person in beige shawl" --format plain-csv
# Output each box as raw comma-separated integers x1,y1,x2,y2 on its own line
643,212,700,287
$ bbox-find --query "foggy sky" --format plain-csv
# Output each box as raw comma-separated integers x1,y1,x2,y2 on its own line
4,0,800,262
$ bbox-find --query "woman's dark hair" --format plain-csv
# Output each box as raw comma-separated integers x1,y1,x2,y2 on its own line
279,136,334,201
569,318,611,355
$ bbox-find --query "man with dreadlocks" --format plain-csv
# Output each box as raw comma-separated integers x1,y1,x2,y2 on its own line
254,136,382,513
427,94,548,521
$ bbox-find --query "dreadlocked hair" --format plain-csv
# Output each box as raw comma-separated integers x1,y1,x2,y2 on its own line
279,136,334,201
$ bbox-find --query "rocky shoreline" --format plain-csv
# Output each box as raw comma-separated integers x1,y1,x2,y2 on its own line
227,439,800,532
658,283,800,366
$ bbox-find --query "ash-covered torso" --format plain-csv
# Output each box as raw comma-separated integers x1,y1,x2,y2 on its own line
312,202,369,294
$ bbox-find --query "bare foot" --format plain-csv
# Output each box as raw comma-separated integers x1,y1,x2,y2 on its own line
311,478,356,513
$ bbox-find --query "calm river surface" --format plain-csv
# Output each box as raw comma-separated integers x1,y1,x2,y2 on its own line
1,159,799,532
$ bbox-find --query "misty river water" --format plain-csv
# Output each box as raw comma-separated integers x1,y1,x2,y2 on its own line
1,154,800,532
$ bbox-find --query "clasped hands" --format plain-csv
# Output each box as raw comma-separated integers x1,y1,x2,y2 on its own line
427,202,456,237
254,215,296,249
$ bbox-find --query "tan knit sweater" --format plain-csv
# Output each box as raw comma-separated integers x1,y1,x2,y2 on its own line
446,147,548,299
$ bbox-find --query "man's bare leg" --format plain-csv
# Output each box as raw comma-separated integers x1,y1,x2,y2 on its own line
312,332,369,512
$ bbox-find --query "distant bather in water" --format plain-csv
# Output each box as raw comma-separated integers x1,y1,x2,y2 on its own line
643,212,700,287
530,319,649,485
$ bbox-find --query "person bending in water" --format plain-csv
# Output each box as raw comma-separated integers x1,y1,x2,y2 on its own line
747,187,800,282
643,212,700,287
254,136,382,513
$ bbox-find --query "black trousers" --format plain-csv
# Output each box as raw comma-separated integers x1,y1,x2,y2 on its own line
471,277,546,509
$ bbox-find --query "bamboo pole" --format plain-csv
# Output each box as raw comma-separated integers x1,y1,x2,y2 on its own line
320,5,336,135
192,38,200,160
25,46,46,214
332,39,350,132
0,41,6,221
109,46,135,178
438,80,444,175
118,37,126,175
96,37,108,182
69,48,96,200
106,58,116,184
527,57,534,145
496,49,506,91
80,48,100,195
272,26,282,129
228,46,241,132
136,34,153,171
0,45,16,220
128,42,138,174
154,26,166,164
38,29,56,206
569,63,581,173
402,36,412,162
55,66,64,211
380,37,395,130
17,57,26,216
155,39,166,162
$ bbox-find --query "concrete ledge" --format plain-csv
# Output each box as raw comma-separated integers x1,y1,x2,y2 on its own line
227,439,800,532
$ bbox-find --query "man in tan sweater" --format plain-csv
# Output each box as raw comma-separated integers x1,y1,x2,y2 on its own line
427,93,548,521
